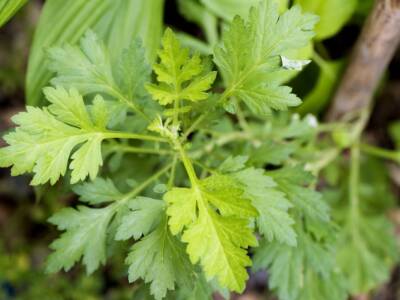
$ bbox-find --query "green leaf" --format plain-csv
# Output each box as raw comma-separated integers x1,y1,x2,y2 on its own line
146,28,217,105
164,174,257,292
116,197,165,241
48,30,116,96
269,166,330,222
46,205,115,274
0,87,110,185
295,0,357,40
26,0,115,106
0,0,27,27
26,0,165,106
218,155,249,173
253,227,342,300
73,177,123,205
115,39,152,104
126,216,194,300
199,0,289,22
233,168,296,246
337,216,398,294
214,2,318,115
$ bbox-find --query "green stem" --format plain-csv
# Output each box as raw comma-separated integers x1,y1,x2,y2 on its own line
182,90,232,140
119,163,173,203
349,144,360,222
192,160,216,175
168,155,178,188
109,88,151,122
236,101,251,133
360,143,400,162
103,131,168,143
108,144,172,156
174,140,198,185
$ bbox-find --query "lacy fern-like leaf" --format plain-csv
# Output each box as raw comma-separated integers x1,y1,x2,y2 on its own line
164,174,257,292
48,30,116,95
146,28,217,105
0,87,111,185
233,167,297,246
269,166,330,222
116,197,165,241
49,30,152,117
124,204,193,300
214,2,318,114
253,227,345,300
46,205,115,274
219,157,297,246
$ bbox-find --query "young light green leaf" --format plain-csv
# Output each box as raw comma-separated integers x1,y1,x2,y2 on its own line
146,28,217,105
46,205,115,274
0,87,110,185
164,174,257,292
126,217,194,300
214,2,318,115
116,197,165,241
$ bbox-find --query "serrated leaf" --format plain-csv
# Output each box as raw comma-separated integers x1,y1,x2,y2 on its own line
46,205,115,274
146,28,217,105
337,216,398,294
26,0,164,106
218,155,249,173
26,0,114,106
268,166,330,222
253,227,339,300
73,177,123,205
116,197,165,241
295,0,357,40
232,168,296,246
164,174,257,292
0,87,110,185
48,30,116,96
115,39,152,103
214,2,318,115
126,216,194,300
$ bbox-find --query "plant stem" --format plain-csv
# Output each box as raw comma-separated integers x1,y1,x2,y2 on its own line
168,155,178,188
109,87,151,122
103,131,168,143
182,90,232,140
176,142,198,185
349,144,360,222
108,144,172,156
120,163,173,203
360,143,400,162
